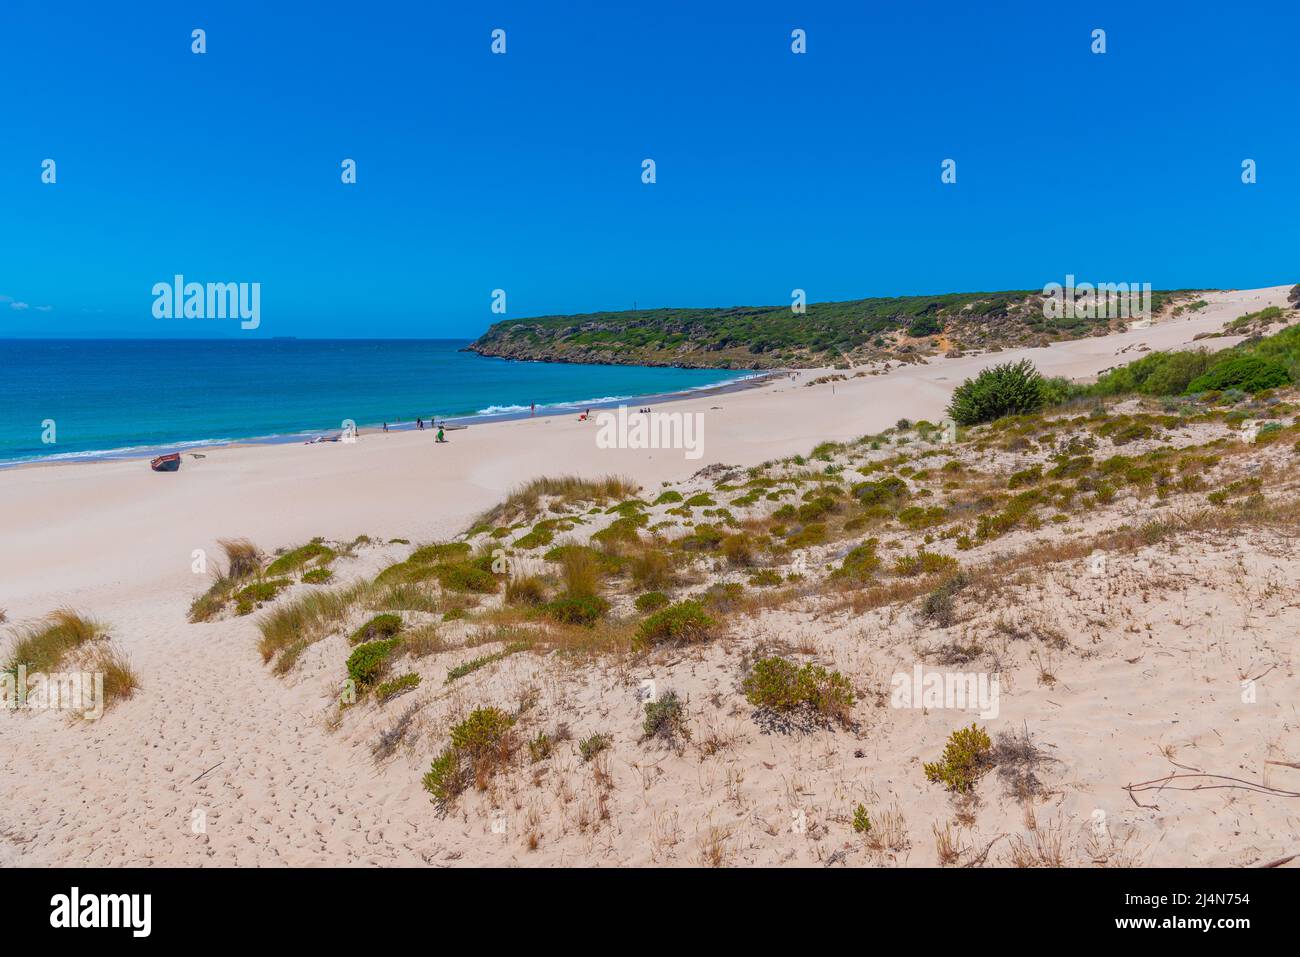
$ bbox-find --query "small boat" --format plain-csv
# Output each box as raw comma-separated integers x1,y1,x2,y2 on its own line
150,453,181,472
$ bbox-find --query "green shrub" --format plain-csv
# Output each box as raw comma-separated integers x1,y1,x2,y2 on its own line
684,493,716,507
636,600,716,645
579,732,611,761
834,541,881,582
421,749,462,805
852,475,909,506
421,706,516,807
741,656,855,725
1007,465,1042,489
634,591,671,613
436,562,499,594
301,567,333,584
1186,355,1291,394
786,523,827,548
451,706,514,756
748,569,782,587
642,690,688,743
852,804,872,835
653,490,683,505
346,638,400,687
923,724,993,792
546,593,610,626
920,572,968,627
350,613,403,644
513,524,555,549
893,550,958,577
948,360,1048,425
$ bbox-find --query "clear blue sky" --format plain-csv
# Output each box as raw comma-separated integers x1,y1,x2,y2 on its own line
2,0,1297,338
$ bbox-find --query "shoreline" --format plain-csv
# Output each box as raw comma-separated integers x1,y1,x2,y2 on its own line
0,369,783,472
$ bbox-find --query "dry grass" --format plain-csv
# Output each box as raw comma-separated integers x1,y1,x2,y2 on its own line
218,537,262,578
864,802,911,854
474,475,638,527
559,547,601,599
85,644,141,711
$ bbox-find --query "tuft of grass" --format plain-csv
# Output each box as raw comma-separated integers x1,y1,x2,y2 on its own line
629,548,674,589
559,547,601,598
88,644,141,712
504,575,547,606
218,538,262,579
445,641,529,683
5,609,105,674
257,582,370,674
375,671,421,703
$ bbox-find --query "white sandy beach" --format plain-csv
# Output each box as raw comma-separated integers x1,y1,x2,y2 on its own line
1,284,1295,867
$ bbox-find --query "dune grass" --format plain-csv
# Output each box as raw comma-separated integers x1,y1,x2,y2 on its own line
189,538,264,622
5,609,105,673
257,581,371,674
86,644,141,711
474,475,638,527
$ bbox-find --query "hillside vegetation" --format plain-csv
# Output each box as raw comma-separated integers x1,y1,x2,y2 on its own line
469,289,1186,370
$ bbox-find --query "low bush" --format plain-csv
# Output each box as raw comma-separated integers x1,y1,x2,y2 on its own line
741,656,855,726
350,613,402,644
634,591,671,613
346,638,400,687
636,600,716,645
923,724,993,792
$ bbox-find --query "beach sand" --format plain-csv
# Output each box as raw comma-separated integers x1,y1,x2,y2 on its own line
1,284,1295,866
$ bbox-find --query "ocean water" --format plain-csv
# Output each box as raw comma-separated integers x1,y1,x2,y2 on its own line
0,339,746,465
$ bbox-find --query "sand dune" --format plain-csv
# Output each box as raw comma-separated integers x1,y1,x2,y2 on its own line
1,284,1295,867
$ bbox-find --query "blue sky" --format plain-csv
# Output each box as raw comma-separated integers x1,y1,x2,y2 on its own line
2,0,1297,338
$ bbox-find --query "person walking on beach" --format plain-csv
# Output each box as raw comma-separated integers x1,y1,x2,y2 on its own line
417,418,424,430
436,426,445,443
383,422,388,433
531,403,535,417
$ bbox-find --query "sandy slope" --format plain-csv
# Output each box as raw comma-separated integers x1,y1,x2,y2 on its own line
0,283,1294,867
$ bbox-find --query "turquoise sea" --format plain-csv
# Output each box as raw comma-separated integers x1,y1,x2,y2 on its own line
0,340,747,465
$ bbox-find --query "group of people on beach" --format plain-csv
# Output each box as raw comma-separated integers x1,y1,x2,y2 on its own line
380,418,446,442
